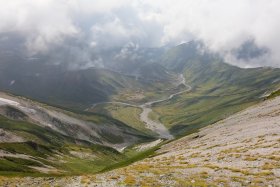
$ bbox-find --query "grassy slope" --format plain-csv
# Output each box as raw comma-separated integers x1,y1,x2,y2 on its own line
0,114,159,176
2,92,155,144
91,104,156,136
34,68,156,110
90,43,280,137
0,60,169,111
1,42,279,176
86,71,180,135
153,43,280,136
266,89,280,99
0,94,158,176
0,115,120,175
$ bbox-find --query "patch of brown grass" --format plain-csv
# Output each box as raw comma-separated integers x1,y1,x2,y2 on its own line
124,175,136,185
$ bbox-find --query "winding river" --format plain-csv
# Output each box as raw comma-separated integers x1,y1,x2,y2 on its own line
87,74,191,139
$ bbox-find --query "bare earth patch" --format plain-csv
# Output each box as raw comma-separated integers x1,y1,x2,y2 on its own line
0,129,25,143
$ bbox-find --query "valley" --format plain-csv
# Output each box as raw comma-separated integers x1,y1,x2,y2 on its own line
0,92,159,176
1,84,279,186
1,1,280,186
89,43,280,138
0,41,279,186
87,73,190,139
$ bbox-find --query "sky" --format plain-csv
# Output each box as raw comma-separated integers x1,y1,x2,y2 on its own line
0,0,280,68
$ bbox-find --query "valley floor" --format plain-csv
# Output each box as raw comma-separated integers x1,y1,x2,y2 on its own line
1,96,280,186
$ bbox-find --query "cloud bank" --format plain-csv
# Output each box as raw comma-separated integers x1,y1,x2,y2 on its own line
0,0,279,67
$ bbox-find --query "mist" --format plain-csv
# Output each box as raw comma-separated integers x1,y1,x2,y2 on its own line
0,0,280,68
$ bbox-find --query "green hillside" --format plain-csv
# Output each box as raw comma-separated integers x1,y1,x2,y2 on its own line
0,41,279,176
0,56,174,110
0,105,157,176
85,42,280,137
0,115,121,176
266,89,280,99
152,42,280,136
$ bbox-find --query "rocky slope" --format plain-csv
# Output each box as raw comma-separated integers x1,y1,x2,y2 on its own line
87,95,280,186
3,95,278,186
0,92,159,176
0,92,152,150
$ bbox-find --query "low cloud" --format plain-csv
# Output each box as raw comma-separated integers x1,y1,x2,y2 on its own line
0,0,279,67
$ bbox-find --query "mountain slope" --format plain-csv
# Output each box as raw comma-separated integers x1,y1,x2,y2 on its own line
151,42,280,136
0,113,124,175
0,92,153,149
0,92,159,175
0,48,175,110
37,95,280,187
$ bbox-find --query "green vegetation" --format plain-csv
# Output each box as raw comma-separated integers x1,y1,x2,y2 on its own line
5,96,155,145
0,142,53,158
101,143,161,173
267,89,280,99
0,63,176,110
0,116,76,147
153,85,259,135
151,43,280,136
0,41,279,178
0,157,41,173
91,103,156,136
91,43,280,138
113,82,177,104
0,113,158,176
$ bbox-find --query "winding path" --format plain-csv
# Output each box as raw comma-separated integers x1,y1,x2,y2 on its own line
87,74,191,139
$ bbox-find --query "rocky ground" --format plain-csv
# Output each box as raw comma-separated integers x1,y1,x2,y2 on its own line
1,96,280,186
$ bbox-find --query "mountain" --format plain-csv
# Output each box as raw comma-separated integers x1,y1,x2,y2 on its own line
84,41,280,137
72,94,280,187
148,42,280,135
162,42,280,88
2,92,279,186
0,55,173,110
100,46,169,79
0,37,174,110
0,40,279,179
0,92,156,175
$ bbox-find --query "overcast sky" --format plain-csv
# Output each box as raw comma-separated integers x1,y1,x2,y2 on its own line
0,0,280,67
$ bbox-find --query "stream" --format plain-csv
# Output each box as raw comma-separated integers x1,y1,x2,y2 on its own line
87,74,191,139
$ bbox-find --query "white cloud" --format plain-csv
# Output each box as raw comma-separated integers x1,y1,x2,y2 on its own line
0,0,78,53
0,0,279,67
142,0,280,67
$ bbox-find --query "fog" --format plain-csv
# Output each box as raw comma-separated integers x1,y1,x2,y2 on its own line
0,0,279,67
